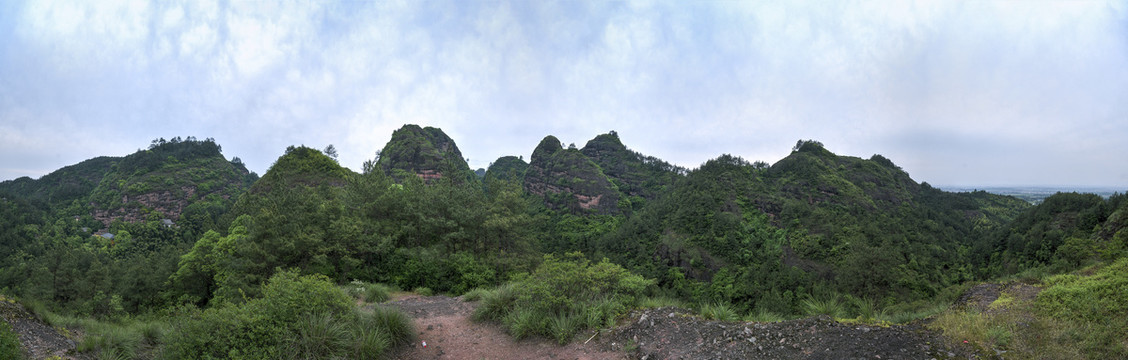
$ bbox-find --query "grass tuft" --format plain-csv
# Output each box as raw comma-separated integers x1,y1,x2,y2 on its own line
744,309,787,323
801,296,845,318
699,302,739,322
289,312,349,359
366,306,415,347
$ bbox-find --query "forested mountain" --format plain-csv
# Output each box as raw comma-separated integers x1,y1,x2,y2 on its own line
0,137,254,315
580,131,686,205
1,126,1124,358
374,124,475,184
974,191,1128,275
594,140,1031,313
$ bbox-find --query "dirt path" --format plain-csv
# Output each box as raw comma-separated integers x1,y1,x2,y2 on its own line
379,294,988,360
381,294,623,360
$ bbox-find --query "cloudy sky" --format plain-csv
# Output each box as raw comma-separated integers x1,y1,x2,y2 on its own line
1,1,1126,187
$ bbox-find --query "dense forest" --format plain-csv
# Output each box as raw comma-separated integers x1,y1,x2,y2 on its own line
1,126,1125,358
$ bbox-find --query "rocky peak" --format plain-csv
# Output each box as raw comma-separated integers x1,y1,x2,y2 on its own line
376,124,473,183
524,135,622,215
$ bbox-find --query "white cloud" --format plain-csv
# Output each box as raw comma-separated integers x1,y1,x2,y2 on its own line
2,0,1126,187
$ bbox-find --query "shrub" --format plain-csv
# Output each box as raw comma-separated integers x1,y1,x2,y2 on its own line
162,270,409,359
472,252,653,344
472,283,517,322
0,320,21,360
288,312,349,359
461,287,490,302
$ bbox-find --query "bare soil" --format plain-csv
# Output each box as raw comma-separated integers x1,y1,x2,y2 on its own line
382,294,623,360
381,294,989,360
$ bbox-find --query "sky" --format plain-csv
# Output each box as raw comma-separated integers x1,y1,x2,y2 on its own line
1,1,1126,188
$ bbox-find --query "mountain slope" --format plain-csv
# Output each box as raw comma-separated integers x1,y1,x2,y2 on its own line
580,131,685,205
375,124,474,183
524,136,623,214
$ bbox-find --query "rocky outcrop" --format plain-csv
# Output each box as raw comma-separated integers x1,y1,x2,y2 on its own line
523,136,622,214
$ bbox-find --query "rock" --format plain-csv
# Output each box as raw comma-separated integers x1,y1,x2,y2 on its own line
638,314,649,324
749,337,756,343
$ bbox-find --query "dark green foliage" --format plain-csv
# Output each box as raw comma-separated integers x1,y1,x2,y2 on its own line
5,129,1123,357
581,131,686,202
977,192,1128,276
375,124,476,184
484,156,528,195
0,319,21,360
599,144,1030,315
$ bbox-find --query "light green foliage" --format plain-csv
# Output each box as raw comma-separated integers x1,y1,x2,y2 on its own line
1037,259,1128,336
474,253,653,344
0,320,22,360
699,302,739,321
162,271,366,359
801,296,845,318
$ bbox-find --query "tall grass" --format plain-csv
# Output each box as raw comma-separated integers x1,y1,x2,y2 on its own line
471,283,517,322
699,302,739,322
366,306,414,347
289,312,349,359
638,296,687,309
801,296,845,318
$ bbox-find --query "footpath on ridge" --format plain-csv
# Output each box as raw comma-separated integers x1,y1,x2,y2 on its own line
380,294,987,360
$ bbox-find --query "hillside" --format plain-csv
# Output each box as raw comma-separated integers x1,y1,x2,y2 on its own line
580,131,686,205
0,137,256,232
375,124,475,184
523,135,624,214
597,140,1030,313
2,127,1126,359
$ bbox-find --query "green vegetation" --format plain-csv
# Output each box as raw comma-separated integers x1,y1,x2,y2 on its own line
1,127,1125,356
472,253,653,344
524,135,625,214
375,124,477,184
0,319,21,360
163,270,413,359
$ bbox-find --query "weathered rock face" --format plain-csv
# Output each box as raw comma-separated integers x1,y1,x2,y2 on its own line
581,131,685,202
523,136,622,214
376,124,473,183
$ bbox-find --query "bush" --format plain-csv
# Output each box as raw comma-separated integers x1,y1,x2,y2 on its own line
0,320,21,360
162,270,411,359
473,252,653,344
461,287,490,302
364,284,393,303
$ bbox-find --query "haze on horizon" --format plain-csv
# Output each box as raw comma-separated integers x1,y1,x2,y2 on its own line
1,1,1126,188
